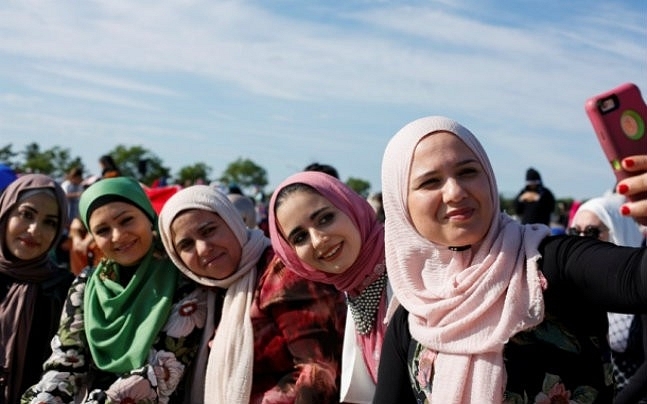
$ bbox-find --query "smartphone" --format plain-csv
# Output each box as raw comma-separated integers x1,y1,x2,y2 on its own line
585,82,647,210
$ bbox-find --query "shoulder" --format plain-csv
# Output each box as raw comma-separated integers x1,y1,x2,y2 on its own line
257,249,339,306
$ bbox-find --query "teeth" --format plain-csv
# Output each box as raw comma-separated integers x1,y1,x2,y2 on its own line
322,244,340,259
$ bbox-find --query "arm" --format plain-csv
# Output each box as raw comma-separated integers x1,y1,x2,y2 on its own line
21,273,92,403
538,236,647,312
373,305,417,404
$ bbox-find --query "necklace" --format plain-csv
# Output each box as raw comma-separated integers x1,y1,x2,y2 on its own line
347,271,387,335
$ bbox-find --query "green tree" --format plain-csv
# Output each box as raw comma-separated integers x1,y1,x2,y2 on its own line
219,158,268,192
346,177,371,198
21,143,83,178
177,162,212,186
108,145,170,186
0,144,19,169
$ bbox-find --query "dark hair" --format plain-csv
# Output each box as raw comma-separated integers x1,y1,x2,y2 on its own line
99,155,121,177
303,163,339,179
274,183,320,213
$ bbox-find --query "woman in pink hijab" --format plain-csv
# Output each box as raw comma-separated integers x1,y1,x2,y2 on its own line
375,115,647,403
269,171,389,404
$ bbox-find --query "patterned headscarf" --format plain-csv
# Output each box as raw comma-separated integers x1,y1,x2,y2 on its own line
79,176,178,373
159,185,270,403
0,173,67,403
268,171,387,381
381,116,550,403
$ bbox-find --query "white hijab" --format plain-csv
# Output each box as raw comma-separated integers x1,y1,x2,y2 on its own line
159,185,270,403
381,116,550,403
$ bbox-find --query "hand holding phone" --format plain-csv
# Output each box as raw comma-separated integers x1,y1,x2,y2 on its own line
585,83,647,205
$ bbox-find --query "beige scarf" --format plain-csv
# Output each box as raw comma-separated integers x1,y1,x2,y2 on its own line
159,185,270,403
381,116,550,403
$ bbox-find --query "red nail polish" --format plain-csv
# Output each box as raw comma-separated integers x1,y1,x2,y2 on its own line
621,205,631,216
625,158,635,168
618,184,629,194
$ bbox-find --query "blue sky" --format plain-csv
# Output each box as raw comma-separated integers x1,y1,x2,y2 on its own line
1,0,645,200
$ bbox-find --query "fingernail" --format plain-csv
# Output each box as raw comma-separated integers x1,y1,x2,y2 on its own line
625,158,635,168
621,205,631,216
618,184,629,194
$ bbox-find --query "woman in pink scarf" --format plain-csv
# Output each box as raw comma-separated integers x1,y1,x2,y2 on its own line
269,171,389,404
374,116,647,403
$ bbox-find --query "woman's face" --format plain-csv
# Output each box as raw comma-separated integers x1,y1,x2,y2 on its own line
407,131,493,247
275,189,362,274
171,209,242,280
569,210,608,241
88,201,153,266
5,192,59,261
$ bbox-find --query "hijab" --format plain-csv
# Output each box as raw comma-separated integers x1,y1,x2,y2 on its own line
381,116,550,403
79,176,179,373
268,171,387,381
158,185,270,404
0,173,67,403
573,193,644,248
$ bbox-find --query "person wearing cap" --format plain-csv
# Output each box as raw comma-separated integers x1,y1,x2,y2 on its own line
23,177,205,403
513,167,556,225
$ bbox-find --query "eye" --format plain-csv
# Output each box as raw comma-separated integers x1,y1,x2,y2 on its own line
200,224,217,238
416,176,441,190
44,218,59,229
176,239,195,252
93,226,110,236
18,209,35,220
289,229,309,246
457,166,479,178
119,215,134,226
318,211,335,226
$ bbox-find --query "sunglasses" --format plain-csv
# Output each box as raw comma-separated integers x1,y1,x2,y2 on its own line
566,225,602,239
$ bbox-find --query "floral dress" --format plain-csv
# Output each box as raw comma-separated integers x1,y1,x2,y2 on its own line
21,269,206,404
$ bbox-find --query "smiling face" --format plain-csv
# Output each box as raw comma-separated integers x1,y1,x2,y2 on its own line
5,192,59,261
407,131,493,247
171,209,242,280
275,189,362,274
88,201,154,266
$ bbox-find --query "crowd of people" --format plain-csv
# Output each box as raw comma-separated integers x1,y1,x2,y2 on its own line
1,116,647,403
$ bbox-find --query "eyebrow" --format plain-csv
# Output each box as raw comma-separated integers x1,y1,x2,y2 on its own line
286,206,328,241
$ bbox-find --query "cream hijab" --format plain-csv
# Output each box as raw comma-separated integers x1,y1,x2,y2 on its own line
381,116,551,403
158,185,270,404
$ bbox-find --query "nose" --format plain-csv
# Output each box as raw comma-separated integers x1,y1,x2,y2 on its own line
310,229,328,248
442,177,467,203
195,239,211,256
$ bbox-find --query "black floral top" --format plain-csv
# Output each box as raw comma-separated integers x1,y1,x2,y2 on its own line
21,268,206,403
374,236,647,404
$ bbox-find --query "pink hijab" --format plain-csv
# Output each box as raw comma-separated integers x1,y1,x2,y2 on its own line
381,116,550,403
268,171,386,381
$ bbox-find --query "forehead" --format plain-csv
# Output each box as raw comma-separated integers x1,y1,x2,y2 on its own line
89,201,142,223
411,132,475,167
171,209,220,233
572,210,604,226
15,192,58,212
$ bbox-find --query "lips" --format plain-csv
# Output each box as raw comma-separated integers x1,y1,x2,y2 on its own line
318,243,342,261
18,236,40,248
446,207,474,221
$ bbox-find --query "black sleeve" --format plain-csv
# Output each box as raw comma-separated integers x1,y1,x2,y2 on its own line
539,235,647,313
614,314,647,404
373,305,417,404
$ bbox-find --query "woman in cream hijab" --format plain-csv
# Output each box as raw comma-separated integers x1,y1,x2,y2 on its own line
375,116,647,403
159,184,345,404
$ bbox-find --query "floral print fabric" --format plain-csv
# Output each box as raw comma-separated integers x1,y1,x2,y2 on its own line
21,269,206,404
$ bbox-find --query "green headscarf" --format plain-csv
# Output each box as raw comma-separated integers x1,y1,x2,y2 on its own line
79,177,179,373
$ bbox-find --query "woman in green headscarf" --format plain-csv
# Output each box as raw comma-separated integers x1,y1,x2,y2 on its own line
23,177,207,404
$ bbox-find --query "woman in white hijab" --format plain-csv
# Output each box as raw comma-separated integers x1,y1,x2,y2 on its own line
375,115,647,403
